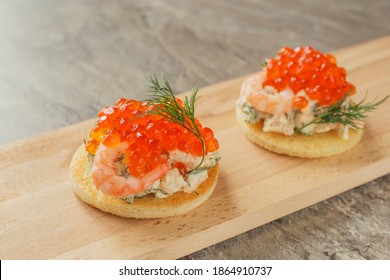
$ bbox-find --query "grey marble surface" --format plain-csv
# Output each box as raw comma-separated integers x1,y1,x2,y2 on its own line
1,0,389,259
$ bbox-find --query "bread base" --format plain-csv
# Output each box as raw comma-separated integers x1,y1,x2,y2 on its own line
236,105,363,158
69,145,219,219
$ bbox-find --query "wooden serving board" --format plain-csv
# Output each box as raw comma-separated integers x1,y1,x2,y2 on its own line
1,36,390,260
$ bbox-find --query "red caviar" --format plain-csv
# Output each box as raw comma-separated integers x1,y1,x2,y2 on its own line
263,46,356,106
86,99,219,178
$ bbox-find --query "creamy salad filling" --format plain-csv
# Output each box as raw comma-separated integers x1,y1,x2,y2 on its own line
122,150,220,203
238,85,351,139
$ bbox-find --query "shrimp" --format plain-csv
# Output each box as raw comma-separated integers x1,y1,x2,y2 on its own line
241,72,293,115
240,72,266,97
91,142,170,196
247,90,293,115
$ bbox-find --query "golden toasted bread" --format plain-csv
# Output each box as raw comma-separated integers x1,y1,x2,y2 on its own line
69,145,219,219
236,105,363,158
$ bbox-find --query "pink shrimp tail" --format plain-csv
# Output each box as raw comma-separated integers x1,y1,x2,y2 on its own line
92,166,115,188
240,72,265,97
100,176,127,196
91,142,171,197
247,91,293,114
122,161,171,196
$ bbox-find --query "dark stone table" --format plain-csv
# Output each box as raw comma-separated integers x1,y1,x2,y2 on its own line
1,0,389,259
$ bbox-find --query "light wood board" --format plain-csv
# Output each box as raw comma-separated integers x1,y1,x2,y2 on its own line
1,36,390,259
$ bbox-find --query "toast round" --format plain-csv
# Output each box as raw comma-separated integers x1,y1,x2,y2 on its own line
69,145,219,219
236,105,363,158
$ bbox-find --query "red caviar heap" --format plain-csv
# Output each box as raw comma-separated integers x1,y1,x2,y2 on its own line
85,98,219,178
263,46,356,109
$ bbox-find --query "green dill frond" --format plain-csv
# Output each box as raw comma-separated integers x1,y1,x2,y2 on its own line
144,75,205,171
295,93,389,134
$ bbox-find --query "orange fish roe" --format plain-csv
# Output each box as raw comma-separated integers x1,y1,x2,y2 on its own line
85,98,219,178
263,46,356,107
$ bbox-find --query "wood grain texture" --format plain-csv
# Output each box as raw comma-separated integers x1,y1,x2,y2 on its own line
1,37,390,259
1,0,390,259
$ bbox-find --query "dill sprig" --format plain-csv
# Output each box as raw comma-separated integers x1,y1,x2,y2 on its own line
145,75,205,171
295,94,389,134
